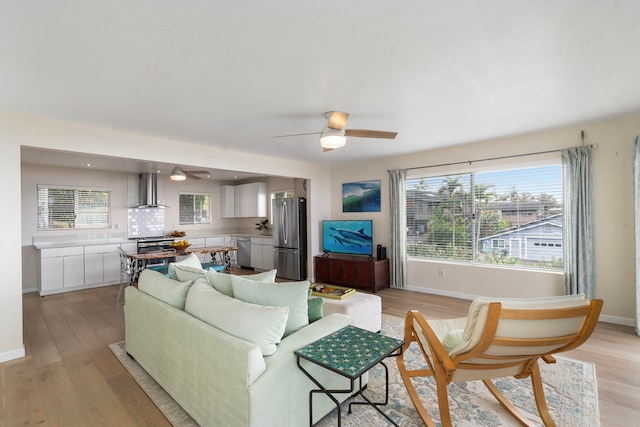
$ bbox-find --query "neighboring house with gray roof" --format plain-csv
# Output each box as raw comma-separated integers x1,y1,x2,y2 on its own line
479,213,563,262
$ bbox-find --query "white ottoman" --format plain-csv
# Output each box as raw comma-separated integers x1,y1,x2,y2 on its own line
321,292,382,333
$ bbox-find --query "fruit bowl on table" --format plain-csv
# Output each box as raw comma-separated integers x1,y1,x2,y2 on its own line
171,243,191,251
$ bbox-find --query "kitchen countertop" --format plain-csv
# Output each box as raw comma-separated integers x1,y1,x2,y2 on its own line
33,232,273,249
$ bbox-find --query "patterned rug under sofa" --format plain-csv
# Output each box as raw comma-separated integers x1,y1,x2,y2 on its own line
109,314,600,427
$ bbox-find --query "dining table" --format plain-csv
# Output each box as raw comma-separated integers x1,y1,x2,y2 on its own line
127,246,238,283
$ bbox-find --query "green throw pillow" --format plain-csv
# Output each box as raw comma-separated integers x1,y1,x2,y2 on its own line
308,296,324,323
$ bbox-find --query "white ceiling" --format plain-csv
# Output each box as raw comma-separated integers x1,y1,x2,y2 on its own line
5,1,640,171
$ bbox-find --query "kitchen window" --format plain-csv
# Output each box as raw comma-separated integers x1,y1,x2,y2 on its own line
406,164,563,270
179,193,211,225
37,185,111,229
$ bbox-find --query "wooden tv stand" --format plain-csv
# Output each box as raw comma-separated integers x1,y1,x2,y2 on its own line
314,254,390,293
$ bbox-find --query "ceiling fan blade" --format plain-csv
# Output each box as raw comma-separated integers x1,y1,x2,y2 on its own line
185,171,203,180
186,170,210,175
323,147,334,152
345,129,398,139
326,111,350,130
269,132,321,138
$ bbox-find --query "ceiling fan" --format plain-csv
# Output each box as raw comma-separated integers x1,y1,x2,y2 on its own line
271,111,398,152
169,166,210,181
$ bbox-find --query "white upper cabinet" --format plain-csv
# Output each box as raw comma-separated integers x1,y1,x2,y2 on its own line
221,182,267,218
219,185,236,218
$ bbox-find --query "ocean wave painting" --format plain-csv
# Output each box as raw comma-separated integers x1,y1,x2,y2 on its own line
342,179,381,212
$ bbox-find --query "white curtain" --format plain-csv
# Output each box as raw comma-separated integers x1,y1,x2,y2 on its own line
388,169,407,288
633,136,640,334
561,146,595,298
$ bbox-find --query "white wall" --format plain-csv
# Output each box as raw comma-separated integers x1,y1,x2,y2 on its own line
2,110,331,363
330,113,640,325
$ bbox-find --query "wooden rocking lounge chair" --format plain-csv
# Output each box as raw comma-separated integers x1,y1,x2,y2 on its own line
396,294,603,427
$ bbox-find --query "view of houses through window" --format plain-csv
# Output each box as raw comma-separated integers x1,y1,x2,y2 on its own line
406,164,563,270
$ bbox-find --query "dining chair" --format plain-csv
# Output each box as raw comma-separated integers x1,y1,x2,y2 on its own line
116,247,135,303
396,294,603,427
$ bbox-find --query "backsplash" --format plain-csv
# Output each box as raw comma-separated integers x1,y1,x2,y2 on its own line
128,208,165,238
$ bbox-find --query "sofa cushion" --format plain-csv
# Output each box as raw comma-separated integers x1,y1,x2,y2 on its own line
167,253,202,280
137,268,193,310
174,264,207,282
231,276,310,337
185,279,288,356
205,269,277,297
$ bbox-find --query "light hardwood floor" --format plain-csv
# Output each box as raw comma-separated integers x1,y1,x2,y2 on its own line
2,281,639,426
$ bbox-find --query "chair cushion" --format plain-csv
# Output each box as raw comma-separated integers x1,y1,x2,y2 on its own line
451,294,589,357
185,279,288,356
167,253,202,279
231,276,310,337
205,269,277,297
137,269,193,310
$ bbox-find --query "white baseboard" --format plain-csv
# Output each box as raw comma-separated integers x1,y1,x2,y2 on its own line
404,285,636,328
599,314,636,327
22,287,38,294
0,346,25,363
404,285,478,301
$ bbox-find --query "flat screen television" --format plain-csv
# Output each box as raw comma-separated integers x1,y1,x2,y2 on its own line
322,219,373,256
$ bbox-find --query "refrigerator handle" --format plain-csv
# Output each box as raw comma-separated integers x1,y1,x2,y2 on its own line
282,201,288,244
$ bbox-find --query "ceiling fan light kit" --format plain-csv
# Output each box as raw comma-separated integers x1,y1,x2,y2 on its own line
170,166,187,181
320,130,347,149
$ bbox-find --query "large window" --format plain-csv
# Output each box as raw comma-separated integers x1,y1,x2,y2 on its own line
37,185,111,229
406,164,563,270
179,193,211,225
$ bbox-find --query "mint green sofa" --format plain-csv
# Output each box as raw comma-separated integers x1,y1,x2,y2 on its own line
124,276,359,427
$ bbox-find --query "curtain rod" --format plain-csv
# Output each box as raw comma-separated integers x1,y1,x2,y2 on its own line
397,132,597,172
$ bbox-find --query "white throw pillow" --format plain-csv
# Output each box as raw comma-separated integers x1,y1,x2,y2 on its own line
174,264,206,282
185,279,288,356
167,253,202,280
205,269,277,297
231,275,310,337
137,268,193,310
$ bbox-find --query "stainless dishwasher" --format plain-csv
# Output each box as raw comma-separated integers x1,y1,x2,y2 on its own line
237,237,251,269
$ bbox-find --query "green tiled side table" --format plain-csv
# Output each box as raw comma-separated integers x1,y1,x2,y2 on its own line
295,325,403,426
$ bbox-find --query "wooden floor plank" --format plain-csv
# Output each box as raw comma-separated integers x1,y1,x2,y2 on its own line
108,373,173,427
4,359,49,426
36,361,91,427
0,365,6,427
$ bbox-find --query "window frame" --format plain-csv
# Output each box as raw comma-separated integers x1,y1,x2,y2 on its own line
37,184,111,230
178,192,212,225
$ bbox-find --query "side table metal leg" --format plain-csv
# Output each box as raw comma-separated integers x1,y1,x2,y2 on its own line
348,362,398,426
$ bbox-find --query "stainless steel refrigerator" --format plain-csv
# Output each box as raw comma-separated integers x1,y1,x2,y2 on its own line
272,197,307,280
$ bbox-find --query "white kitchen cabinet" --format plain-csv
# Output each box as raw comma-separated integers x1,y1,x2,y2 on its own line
227,182,267,218
221,182,267,218
63,254,85,288
40,246,85,295
84,244,120,285
40,256,63,293
219,185,235,218
250,237,273,271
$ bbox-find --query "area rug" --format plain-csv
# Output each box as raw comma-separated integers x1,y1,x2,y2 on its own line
109,314,600,427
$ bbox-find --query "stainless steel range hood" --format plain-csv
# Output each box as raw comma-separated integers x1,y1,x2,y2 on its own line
135,173,167,208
